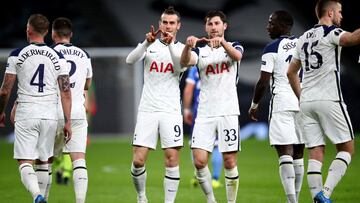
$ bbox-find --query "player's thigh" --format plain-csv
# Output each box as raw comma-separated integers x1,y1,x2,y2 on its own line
301,102,325,148
191,117,217,152
159,112,183,149
64,119,88,153
38,119,57,161
14,119,41,160
269,111,298,145
133,112,159,149
318,101,354,144
217,115,240,153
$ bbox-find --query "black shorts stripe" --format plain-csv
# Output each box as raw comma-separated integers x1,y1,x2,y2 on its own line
165,175,180,180
338,101,354,140
131,169,146,177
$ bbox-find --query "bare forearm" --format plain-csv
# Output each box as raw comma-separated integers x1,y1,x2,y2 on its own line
252,81,268,104
180,45,194,67
340,28,360,47
61,91,72,123
0,74,16,113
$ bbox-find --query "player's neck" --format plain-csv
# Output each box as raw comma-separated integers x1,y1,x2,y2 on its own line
318,18,333,26
29,37,44,44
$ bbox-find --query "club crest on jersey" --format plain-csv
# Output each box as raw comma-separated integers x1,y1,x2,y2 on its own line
149,61,174,73
205,62,230,75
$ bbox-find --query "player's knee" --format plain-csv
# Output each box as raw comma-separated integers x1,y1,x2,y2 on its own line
193,158,207,169
132,158,146,168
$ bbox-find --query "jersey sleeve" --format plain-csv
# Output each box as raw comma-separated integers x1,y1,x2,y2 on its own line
5,48,22,74
329,27,347,45
5,57,17,74
232,41,244,54
260,52,276,73
293,37,302,60
260,41,279,73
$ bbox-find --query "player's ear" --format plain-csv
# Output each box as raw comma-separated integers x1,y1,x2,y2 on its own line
224,23,228,31
177,22,181,30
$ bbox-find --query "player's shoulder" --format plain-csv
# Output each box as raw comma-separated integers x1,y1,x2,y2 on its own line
8,46,27,57
263,36,297,54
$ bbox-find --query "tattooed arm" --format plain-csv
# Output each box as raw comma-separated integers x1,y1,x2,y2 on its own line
0,73,16,127
58,74,72,142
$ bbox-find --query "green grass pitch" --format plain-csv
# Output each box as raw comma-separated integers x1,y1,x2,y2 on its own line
0,135,359,202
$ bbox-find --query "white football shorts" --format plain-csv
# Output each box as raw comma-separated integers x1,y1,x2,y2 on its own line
54,119,88,157
268,111,303,145
133,111,183,149
191,115,240,153
14,119,57,161
300,101,354,148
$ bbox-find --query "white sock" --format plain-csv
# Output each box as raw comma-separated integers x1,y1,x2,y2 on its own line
293,158,304,202
73,159,88,203
19,163,41,199
35,164,49,197
307,159,323,198
323,151,351,198
164,166,180,203
131,163,147,200
224,166,239,203
279,155,296,203
196,166,216,202
45,163,52,201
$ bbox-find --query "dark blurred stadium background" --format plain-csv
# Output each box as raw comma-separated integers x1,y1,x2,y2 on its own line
1,0,359,137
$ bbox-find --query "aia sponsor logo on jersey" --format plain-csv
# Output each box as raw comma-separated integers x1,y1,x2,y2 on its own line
149,61,174,73
205,62,230,75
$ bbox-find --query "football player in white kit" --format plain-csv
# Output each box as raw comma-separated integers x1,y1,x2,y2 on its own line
287,0,360,202
0,14,71,203
49,17,92,203
180,10,243,203
126,7,186,203
249,10,304,203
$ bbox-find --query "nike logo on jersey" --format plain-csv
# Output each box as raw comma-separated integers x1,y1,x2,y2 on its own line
149,50,157,53
174,139,181,142
206,62,230,75
228,143,236,146
149,61,174,73
201,55,209,58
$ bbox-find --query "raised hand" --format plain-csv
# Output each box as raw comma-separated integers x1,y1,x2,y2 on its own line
161,31,174,44
146,25,162,43
207,37,224,50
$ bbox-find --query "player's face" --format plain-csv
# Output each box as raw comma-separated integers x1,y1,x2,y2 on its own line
205,16,227,39
331,3,342,27
266,14,281,39
159,14,181,36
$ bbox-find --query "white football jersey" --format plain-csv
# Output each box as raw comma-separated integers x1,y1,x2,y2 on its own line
137,39,186,113
192,42,243,117
53,43,93,120
293,24,347,102
5,43,68,120
261,36,299,113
